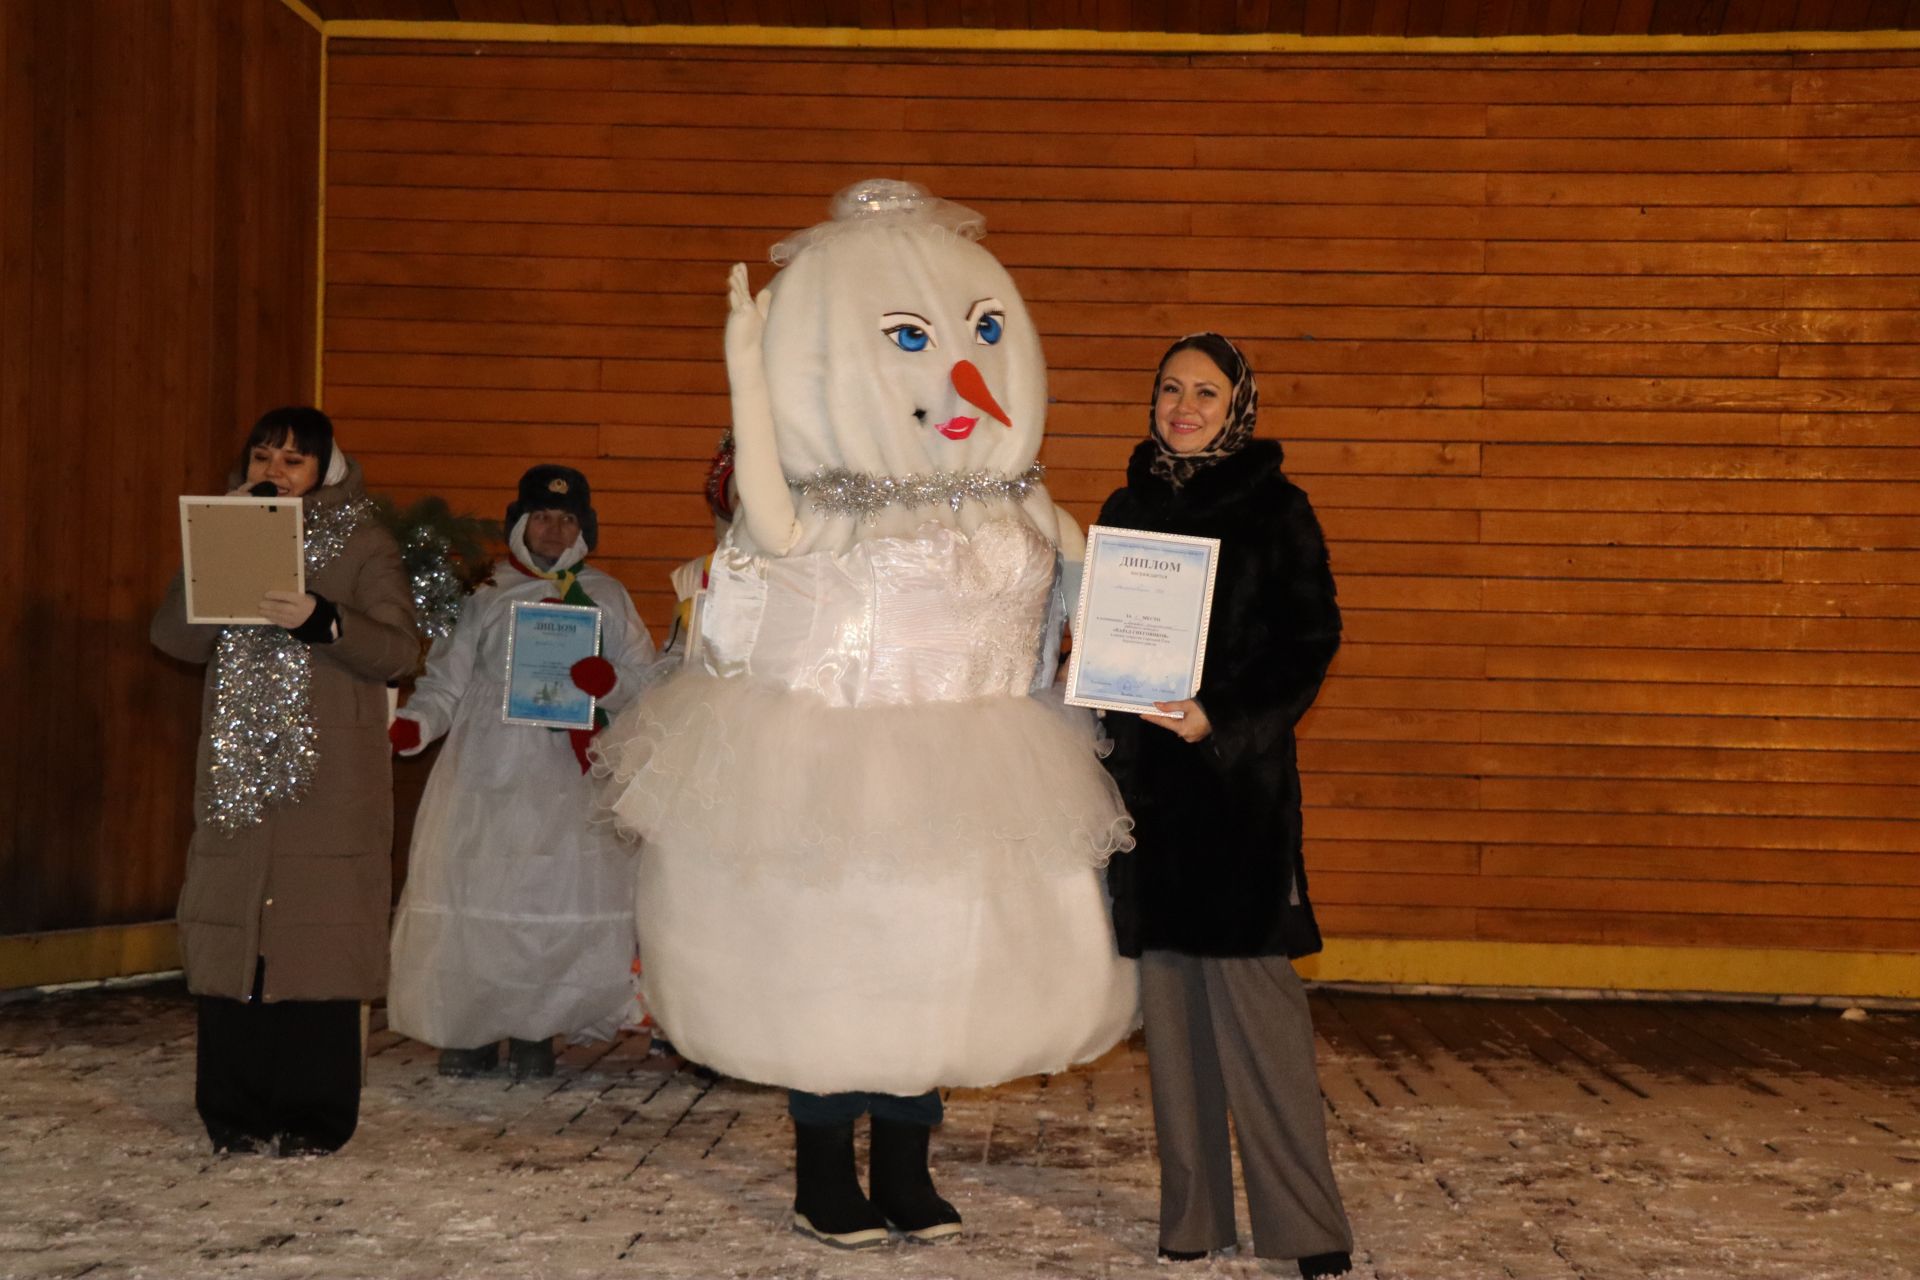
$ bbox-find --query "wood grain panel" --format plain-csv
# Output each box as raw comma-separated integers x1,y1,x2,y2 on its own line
3,0,320,938
324,41,1920,964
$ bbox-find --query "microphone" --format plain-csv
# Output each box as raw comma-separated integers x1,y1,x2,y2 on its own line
248,481,278,498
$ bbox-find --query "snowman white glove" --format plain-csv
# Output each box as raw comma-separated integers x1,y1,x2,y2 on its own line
724,262,800,555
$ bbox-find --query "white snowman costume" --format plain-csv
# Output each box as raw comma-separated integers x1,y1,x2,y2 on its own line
388,518,657,1050
594,182,1138,1096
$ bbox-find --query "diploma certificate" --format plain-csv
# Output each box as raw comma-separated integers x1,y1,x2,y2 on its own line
502,601,603,730
1065,525,1221,716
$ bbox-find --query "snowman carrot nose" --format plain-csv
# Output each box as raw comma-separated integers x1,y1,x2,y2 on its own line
951,360,1011,429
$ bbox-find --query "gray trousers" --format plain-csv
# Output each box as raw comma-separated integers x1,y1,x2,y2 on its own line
1140,950,1353,1261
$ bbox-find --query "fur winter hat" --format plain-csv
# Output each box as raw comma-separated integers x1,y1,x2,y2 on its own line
506,464,598,551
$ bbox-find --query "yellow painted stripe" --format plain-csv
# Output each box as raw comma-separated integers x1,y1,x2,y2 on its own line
315,33,329,409
318,19,1920,53
1295,938,1920,1000
6,923,1915,999
0,923,181,992
275,0,324,35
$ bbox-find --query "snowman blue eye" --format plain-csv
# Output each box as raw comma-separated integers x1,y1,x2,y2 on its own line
880,312,937,352
974,312,1004,345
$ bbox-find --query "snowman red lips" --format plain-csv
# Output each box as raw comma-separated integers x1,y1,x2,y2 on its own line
928,360,1010,441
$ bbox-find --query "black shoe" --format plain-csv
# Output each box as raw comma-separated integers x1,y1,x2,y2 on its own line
273,1133,342,1158
868,1115,963,1243
438,1043,500,1077
207,1127,268,1155
507,1037,555,1080
791,1120,891,1249
1158,1247,1210,1261
1299,1251,1352,1279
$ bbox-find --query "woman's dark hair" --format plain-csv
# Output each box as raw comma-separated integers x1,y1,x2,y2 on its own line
240,406,334,484
1155,332,1247,389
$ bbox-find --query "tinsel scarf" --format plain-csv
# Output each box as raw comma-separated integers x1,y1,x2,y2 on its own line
202,497,374,835
789,461,1047,520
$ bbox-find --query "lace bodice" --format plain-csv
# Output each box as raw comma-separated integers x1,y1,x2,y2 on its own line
699,518,1056,708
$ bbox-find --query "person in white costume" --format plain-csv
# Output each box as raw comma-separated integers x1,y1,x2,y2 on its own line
388,465,657,1080
593,181,1140,1248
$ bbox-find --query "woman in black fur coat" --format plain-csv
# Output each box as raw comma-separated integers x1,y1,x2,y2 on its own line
1097,333,1354,1278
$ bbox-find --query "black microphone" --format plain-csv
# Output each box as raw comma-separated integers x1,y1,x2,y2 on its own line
248,481,278,498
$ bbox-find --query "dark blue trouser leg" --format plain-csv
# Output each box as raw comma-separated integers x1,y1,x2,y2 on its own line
789,1089,942,1127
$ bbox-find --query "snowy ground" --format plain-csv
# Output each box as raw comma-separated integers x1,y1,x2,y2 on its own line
1,981,1916,1280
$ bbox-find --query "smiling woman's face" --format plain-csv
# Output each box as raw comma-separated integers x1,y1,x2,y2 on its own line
244,437,321,496
1154,348,1231,455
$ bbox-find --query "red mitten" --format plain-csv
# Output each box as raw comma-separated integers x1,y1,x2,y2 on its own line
571,655,616,698
388,717,423,755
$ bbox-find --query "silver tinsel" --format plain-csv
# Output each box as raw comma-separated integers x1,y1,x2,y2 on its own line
790,462,1047,521
400,524,467,640
202,497,373,835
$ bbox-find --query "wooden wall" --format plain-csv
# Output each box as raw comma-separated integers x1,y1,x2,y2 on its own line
0,0,322,937
325,41,1920,961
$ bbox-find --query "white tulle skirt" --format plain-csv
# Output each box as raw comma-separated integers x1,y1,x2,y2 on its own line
594,668,1140,1095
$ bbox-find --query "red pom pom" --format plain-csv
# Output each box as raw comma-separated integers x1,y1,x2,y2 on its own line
571,655,616,698
388,717,423,755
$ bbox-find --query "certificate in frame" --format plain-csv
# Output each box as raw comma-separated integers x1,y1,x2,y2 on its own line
178,495,305,625
1064,524,1222,716
502,601,604,729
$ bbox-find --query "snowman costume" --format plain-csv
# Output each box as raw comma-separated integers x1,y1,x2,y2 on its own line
594,183,1139,1103
388,477,657,1058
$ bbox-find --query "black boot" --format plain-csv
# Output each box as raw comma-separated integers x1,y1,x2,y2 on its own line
437,1043,499,1077
1299,1252,1352,1278
868,1115,963,1243
791,1121,891,1249
507,1037,555,1080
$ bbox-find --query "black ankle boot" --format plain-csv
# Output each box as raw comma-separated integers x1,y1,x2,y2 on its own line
507,1037,555,1080
437,1043,500,1077
868,1115,962,1243
1299,1251,1352,1278
791,1121,890,1249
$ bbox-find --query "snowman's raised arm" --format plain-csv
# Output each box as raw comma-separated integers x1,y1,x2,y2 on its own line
725,263,802,555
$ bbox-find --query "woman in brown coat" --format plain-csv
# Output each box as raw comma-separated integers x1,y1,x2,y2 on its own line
151,406,419,1156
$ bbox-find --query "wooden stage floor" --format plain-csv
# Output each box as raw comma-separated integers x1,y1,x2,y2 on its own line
1,981,1916,1279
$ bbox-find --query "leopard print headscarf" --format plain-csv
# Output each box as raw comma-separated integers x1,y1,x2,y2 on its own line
1146,332,1258,491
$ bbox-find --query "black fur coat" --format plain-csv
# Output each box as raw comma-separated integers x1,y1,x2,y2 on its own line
1098,438,1341,959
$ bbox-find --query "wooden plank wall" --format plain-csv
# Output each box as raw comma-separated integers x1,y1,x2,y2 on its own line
325,41,1920,961
0,0,321,937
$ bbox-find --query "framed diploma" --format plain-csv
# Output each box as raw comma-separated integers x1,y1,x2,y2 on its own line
178,496,305,625
502,601,604,729
1064,525,1222,716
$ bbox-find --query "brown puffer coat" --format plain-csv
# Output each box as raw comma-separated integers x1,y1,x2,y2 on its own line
150,461,420,1002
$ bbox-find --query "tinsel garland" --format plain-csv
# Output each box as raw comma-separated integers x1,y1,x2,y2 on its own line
373,495,498,642
790,461,1047,520
399,524,468,640
201,497,373,835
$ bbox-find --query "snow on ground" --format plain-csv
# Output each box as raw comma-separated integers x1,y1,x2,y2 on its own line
1,982,1916,1280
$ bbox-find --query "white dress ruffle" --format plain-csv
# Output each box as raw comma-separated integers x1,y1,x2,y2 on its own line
594,517,1139,1094
594,672,1132,887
